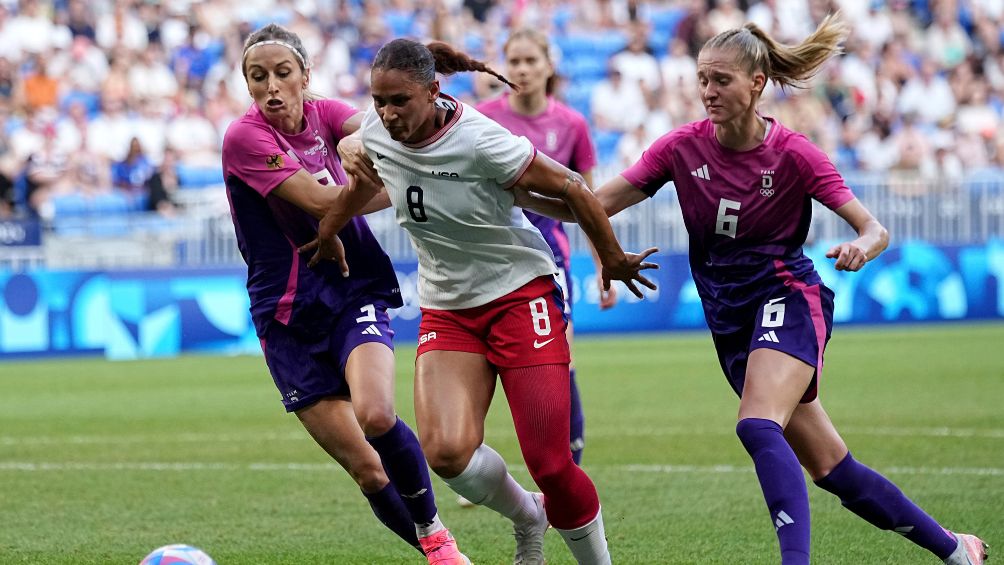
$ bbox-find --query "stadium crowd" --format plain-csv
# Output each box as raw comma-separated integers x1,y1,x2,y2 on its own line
1,0,1002,223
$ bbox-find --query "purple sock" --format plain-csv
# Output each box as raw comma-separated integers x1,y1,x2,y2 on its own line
366,417,438,526
362,483,422,553
569,368,585,465
737,418,811,565
815,452,958,559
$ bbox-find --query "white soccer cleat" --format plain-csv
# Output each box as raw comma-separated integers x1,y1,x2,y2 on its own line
513,492,548,565
944,532,989,565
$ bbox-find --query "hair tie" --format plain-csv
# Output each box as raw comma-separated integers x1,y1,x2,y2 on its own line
243,40,308,68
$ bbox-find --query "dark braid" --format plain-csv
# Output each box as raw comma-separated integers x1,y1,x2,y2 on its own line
373,38,518,91
427,41,518,91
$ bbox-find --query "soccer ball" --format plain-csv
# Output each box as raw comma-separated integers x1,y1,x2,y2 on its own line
139,544,216,565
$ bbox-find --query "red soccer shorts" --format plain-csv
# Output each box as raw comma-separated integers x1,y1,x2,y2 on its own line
416,276,570,369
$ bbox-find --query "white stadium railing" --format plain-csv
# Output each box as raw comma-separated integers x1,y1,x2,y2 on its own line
1,173,1002,271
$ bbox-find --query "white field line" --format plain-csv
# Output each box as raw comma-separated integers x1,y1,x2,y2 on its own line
0,461,1001,477
1,426,1003,447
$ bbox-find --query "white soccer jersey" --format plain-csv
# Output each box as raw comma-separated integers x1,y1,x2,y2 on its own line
361,95,557,310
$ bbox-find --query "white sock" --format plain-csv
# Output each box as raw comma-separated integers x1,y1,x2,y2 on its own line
555,507,611,565
942,533,972,565
441,443,536,524
415,513,445,538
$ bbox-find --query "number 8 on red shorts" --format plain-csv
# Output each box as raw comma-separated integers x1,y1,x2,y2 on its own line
417,275,570,369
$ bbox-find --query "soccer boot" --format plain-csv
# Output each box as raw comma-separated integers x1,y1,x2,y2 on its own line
513,492,548,565
944,532,989,565
419,529,471,565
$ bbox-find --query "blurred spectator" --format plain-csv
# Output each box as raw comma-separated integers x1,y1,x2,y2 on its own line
24,121,74,219
170,23,214,92
857,115,900,171
921,143,965,181
591,65,646,132
101,48,133,107
165,93,220,167
925,2,972,68
0,56,15,99
16,53,60,113
707,0,745,36
112,137,156,195
87,97,134,162
660,37,697,92
129,42,179,103
0,0,999,232
956,79,1000,137
63,0,95,41
852,1,894,50
675,0,713,56
65,148,111,199
6,0,71,59
133,99,169,165
611,21,662,95
891,112,934,171
898,57,957,125
48,36,109,95
144,148,180,217
0,104,17,218
464,0,496,24
96,0,148,52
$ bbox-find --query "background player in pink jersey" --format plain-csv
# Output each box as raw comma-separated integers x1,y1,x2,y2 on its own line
302,38,658,565
517,13,987,565
221,24,468,565
477,28,616,469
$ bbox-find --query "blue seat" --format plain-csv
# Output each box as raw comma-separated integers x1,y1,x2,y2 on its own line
92,191,132,214
648,8,686,36
51,193,90,218
591,32,628,57
178,165,224,189
384,11,415,36
593,130,623,165
60,91,102,119
562,58,608,82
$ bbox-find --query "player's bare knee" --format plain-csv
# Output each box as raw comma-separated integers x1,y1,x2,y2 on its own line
350,463,388,491
355,405,396,437
424,439,475,478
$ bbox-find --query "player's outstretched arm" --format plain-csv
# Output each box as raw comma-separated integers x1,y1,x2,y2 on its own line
297,168,384,274
826,198,890,272
514,153,659,298
515,173,648,223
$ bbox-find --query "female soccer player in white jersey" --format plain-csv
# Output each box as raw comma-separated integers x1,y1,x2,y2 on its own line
222,24,469,565
302,38,658,565
477,28,616,469
516,13,988,565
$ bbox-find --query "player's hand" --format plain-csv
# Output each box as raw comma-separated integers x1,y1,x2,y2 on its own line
826,242,868,272
597,273,618,310
601,246,659,299
298,233,349,275
337,137,378,184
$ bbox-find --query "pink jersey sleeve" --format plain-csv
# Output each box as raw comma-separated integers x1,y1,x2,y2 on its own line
222,118,300,197
789,134,855,210
315,98,359,140
569,113,597,173
621,130,678,196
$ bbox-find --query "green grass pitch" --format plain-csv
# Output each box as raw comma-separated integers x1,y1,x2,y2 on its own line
1,323,1001,564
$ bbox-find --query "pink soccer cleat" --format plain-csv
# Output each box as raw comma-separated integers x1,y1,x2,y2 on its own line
419,529,472,565
944,532,989,565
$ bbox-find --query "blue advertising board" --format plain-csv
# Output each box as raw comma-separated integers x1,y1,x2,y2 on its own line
1,240,1001,360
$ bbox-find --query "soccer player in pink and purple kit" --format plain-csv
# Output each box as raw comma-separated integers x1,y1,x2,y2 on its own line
519,13,988,565
221,24,468,564
477,28,617,466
